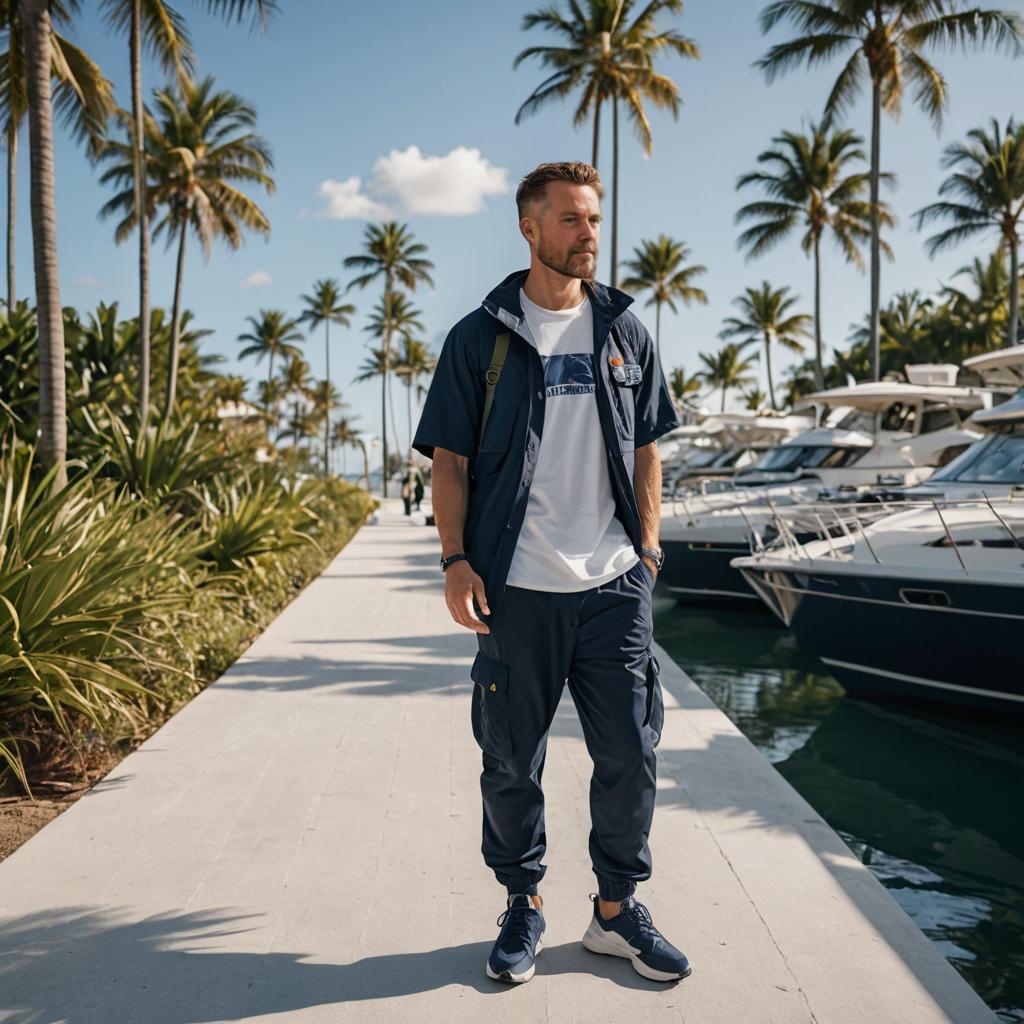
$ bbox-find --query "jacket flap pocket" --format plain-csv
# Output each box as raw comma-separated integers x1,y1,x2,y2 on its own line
471,651,509,692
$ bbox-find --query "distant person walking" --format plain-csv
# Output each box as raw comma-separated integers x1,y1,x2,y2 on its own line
413,470,424,511
400,473,413,516
413,162,689,985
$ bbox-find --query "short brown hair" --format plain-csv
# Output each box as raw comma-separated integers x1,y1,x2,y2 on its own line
515,162,604,219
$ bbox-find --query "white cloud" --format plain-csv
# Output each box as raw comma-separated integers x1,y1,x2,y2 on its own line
241,270,272,289
372,146,509,216
310,147,509,221
313,176,393,220
74,275,103,288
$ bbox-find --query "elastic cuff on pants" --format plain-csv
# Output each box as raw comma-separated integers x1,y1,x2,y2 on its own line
505,880,539,897
597,877,636,901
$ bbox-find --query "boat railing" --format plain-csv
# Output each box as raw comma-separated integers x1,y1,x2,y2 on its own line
752,494,1024,568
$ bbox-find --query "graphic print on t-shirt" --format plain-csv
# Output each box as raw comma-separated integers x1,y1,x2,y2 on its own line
543,352,596,398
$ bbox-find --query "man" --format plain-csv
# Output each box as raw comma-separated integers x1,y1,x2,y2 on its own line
412,162,690,985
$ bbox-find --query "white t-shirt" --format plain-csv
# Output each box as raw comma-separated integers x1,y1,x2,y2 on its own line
505,287,639,592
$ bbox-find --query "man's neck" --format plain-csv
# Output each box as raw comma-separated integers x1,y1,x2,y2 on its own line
521,263,586,312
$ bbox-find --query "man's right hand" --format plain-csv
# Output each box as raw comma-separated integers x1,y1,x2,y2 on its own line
444,560,491,634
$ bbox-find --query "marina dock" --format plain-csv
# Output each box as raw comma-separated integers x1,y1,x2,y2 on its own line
0,498,997,1023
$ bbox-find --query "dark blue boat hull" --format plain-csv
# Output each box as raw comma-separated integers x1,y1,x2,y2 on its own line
662,538,760,603
738,565,1024,713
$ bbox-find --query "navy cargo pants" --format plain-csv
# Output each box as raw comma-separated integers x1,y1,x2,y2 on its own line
471,558,665,901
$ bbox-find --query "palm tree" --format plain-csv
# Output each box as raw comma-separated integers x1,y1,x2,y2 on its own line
668,364,701,409
365,290,424,458
15,0,116,488
344,222,433,497
97,75,274,422
298,278,355,475
743,387,769,412
720,282,812,411
332,413,362,478
941,253,1012,356
393,336,435,457
513,0,699,287
915,117,1024,349
97,0,277,432
757,0,1023,382
237,309,303,406
697,343,758,414
279,353,313,450
736,120,894,388
256,375,285,435
307,378,343,467
619,234,707,365
1,1,115,314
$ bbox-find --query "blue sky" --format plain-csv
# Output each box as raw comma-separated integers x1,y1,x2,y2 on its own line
31,0,1024,466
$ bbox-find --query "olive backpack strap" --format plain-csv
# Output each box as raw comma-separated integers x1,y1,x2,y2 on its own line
478,332,510,447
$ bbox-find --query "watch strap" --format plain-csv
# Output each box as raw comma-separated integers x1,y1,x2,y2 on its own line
440,552,469,572
640,546,664,570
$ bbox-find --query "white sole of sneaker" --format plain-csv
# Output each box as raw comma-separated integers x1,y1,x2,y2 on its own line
581,919,691,982
485,936,543,984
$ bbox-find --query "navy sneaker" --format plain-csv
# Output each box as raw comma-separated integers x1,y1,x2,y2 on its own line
582,893,691,982
486,893,545,983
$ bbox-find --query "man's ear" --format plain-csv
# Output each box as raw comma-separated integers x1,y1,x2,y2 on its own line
519,216,535,245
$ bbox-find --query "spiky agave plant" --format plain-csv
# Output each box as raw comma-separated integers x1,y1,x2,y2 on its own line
0,440,197,795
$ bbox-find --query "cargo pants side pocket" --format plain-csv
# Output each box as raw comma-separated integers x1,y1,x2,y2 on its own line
470,651,514,758
642,649,665,748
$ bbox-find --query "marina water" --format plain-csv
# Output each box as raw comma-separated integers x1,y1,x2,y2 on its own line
654,597,1024,1023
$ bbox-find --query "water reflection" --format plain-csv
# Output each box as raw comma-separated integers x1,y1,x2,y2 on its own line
655,602,1024,1023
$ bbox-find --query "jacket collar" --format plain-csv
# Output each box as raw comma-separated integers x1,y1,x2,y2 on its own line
481,268,633,336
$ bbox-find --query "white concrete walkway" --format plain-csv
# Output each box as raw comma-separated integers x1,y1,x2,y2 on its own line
0,499,997,1023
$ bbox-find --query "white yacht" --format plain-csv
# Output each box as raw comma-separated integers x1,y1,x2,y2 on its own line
659,365,996,603
732,495,1024,712
661,412,812,496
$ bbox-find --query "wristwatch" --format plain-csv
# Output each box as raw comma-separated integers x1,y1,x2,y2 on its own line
640,546,665,570
440,552,469,573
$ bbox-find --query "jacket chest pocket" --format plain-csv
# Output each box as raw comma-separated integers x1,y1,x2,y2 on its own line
470,651,514,758
473,385,526,480
606,370,639,450
478,387,525,453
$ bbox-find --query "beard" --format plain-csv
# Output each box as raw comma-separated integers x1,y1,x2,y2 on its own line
536,236,598,281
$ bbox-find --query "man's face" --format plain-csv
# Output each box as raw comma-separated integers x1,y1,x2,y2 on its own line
522,181,601,280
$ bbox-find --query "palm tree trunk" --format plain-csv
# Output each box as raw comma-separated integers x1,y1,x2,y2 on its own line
22,0,66,488
720,383,727,413
130,0,151,431
381,272,392,498
611,96,619,289
406,375,413,456
869,80,882,382
764,331,776,411
813,234,824,390
388,363,401,465
323,321,331,475
592,98,601,170
655,299,662,367
1009,236,1020,349
7,119,16,312
5,2,14,312
164,213,188,421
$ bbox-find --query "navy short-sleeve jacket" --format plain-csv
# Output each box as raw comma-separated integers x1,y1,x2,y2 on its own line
412,268,679,613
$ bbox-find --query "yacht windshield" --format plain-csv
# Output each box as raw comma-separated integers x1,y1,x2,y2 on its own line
711,448,745,468
835,408,875,432
929,429,1024,484
752,445,866,472
683,448,723,468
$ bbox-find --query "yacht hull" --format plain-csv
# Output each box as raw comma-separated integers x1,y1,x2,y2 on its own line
738,566,1024,712
662,538,760,602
